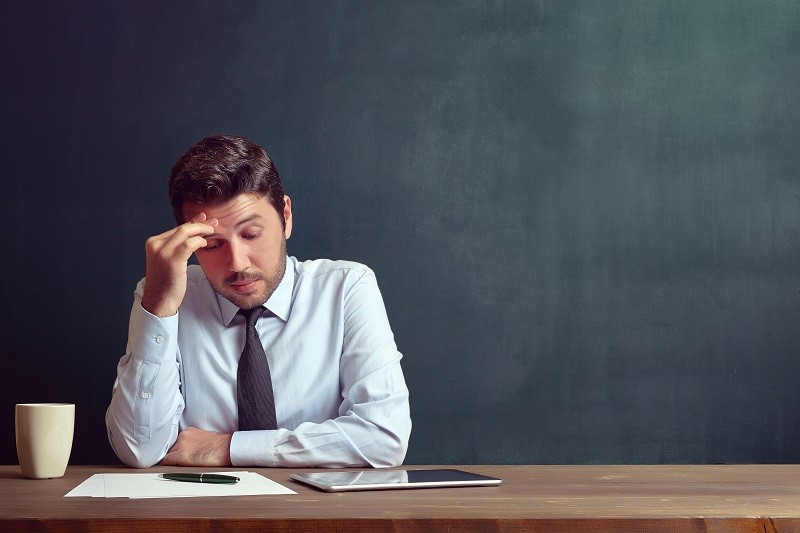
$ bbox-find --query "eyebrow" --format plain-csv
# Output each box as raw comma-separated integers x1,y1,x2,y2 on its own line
232,214,264,229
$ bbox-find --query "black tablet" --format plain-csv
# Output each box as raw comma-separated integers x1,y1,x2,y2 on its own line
290,468,502,492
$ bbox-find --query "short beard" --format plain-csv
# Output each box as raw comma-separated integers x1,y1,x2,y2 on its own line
213,238,287,310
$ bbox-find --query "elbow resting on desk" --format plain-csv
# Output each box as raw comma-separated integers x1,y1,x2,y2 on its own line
106,429,172,469
364,431,409,469
110,441,164,469
105,410,174,469
353,413,412,469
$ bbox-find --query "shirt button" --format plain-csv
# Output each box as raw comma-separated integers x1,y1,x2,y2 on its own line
155,335,165,344
141,392,150,399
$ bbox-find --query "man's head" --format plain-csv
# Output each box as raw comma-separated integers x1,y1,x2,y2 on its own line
169,135,286,226
169,135,292,309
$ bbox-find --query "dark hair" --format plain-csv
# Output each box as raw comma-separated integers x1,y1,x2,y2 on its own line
168,135,285,225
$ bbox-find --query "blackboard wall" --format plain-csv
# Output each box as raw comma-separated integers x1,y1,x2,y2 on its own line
3,1,799,466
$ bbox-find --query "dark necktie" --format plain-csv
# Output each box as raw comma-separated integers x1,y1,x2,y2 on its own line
237,307,277,430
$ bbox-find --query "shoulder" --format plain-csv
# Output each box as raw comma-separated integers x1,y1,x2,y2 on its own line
294,257,375,282
290,258,388,318
291,258,381,299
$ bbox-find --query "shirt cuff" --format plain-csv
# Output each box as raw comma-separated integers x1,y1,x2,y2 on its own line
128,303,179,363
230,430,278,467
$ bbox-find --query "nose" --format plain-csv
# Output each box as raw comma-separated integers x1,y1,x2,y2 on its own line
227,240,250,272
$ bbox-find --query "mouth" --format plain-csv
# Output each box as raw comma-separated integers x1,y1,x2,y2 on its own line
229,280,260,294
227,275,263,294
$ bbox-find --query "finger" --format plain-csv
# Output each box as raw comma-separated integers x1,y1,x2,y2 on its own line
147,225,183,245
172,235,209,261
146,225,208,254
189,213,219,230
147,229,206,259
150,218,217,247
177,220,218,237
156,223,216,257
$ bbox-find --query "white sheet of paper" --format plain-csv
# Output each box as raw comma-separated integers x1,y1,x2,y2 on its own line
64,474,105,497
65,471,295,498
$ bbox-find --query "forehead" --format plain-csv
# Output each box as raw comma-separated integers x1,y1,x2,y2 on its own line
182,193,275,226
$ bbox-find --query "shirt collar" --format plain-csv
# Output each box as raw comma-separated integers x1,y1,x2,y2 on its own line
217,256,295,326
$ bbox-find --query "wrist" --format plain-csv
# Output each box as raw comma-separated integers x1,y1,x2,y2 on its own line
141,292,178,317
218,433,233,466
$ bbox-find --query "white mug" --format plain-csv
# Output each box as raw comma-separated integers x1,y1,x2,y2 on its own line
15,403,75,479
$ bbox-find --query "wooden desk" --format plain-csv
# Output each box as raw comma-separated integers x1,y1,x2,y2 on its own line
2,464,800,532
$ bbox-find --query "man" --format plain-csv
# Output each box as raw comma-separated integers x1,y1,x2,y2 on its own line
106,135,411,468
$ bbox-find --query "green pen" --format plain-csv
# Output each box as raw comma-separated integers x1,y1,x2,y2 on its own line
159,473,240,484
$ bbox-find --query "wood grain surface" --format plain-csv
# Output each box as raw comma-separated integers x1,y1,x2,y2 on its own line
2,464,799,532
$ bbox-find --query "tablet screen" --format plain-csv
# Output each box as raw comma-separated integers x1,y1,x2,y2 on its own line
290,468,502,492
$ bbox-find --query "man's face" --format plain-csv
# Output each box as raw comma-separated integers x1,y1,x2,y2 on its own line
184,193,293,310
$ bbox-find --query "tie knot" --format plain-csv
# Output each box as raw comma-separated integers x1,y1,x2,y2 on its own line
241,306,265,328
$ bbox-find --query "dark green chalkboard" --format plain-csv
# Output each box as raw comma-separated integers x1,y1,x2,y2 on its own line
2,0,799,465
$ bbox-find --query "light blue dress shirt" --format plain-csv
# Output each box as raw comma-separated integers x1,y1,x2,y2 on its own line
106,257,411,468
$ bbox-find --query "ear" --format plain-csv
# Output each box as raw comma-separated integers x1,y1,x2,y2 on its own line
283,195,293,239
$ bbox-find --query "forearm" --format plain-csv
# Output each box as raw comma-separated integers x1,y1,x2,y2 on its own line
231,418,408,468
106,294,185,468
